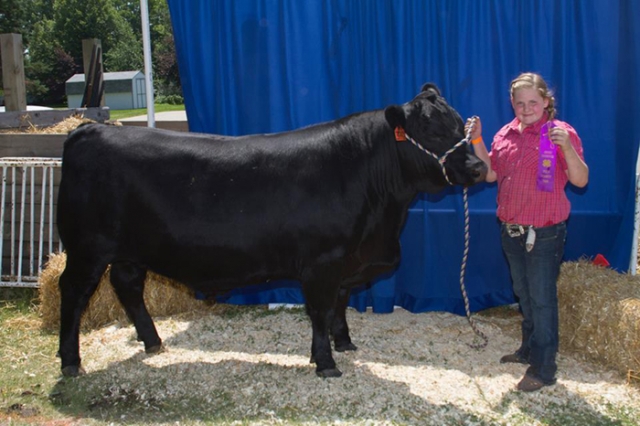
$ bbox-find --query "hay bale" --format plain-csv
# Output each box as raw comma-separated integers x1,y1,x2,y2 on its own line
0,115,121,134
558,259,640,376
39,252,208,331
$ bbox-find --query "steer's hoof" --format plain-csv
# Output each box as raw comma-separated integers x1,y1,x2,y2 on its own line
335,342,357,352
61,365,86,377
316,368,342,378
145,344,165,355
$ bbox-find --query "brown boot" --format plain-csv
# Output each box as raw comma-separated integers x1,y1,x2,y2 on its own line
516,374,556,392
500,352,528,364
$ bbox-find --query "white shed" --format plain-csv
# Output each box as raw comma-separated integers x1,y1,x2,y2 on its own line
66,71,147,110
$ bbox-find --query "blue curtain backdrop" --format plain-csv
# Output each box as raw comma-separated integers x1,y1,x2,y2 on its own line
166,0,640,315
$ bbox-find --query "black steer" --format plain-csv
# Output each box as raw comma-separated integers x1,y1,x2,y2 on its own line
57,84,487,378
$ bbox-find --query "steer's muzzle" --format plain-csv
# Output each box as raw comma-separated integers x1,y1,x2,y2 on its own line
469,156,488,184
448,153,488,187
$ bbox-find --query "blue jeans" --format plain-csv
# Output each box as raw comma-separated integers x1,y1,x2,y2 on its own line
500,221,566,383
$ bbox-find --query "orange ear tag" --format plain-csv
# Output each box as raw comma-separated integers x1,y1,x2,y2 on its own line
394,127,407,142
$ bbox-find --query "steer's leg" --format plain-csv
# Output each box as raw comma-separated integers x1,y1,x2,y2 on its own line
301,277,341,378
331,287,357,352
58,254,108,377
109,261,163,354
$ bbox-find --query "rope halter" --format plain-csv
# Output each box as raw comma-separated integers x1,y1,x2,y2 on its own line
395,116,489,349
394,117,476,185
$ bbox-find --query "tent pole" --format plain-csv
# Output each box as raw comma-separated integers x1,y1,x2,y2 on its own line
140,0,155,128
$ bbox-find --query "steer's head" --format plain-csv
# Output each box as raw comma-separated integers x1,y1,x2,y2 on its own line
384,83,487,192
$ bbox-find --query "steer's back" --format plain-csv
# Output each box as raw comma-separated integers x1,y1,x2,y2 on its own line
58,122,386,289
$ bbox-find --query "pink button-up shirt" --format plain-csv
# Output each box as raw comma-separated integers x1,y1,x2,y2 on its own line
488,114,584,227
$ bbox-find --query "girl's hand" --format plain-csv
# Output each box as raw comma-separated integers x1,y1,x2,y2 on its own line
549,127,571,150
465,116,482,140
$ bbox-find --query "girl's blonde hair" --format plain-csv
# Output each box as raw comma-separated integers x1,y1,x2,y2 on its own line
510,72,556,120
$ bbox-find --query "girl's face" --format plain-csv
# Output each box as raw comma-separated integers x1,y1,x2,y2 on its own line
511,87,549,127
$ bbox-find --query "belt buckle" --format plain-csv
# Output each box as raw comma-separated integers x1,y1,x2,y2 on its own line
506,224,524,238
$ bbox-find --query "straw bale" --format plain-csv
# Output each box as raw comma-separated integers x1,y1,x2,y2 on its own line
22,115,94,134
38,252,208,331
558,259,640,376
0,115,121,134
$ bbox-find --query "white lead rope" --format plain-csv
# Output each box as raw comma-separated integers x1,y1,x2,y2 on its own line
461,186,488,349
460,117,488,349
404,117,488,349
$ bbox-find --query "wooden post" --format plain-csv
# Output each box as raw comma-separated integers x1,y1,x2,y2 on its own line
0,33,27,112
81,38,105,107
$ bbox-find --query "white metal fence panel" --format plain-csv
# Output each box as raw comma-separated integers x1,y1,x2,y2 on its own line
0,158,62,287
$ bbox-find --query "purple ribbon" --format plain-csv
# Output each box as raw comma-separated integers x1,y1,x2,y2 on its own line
537,121,556,192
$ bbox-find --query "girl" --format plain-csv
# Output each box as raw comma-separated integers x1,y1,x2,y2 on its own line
467,72,588,392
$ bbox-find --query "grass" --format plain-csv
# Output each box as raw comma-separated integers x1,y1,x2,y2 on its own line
107,103,185,120
0,289,63,424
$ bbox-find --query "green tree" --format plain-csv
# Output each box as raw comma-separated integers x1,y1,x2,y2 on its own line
27,18,78,104
53,0,138,71
0,0,33,41
154,32,181,96
105,37,144,71
0,0,30,89
0,0,55,45
1,0,59,103
110,0,180,95
111,0,173,48
2,0,181,104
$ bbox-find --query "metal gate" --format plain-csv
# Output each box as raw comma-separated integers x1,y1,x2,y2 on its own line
0,158,62,287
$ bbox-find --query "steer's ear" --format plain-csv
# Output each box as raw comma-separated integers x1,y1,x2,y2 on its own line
384,105,406,130
421,83,441,95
